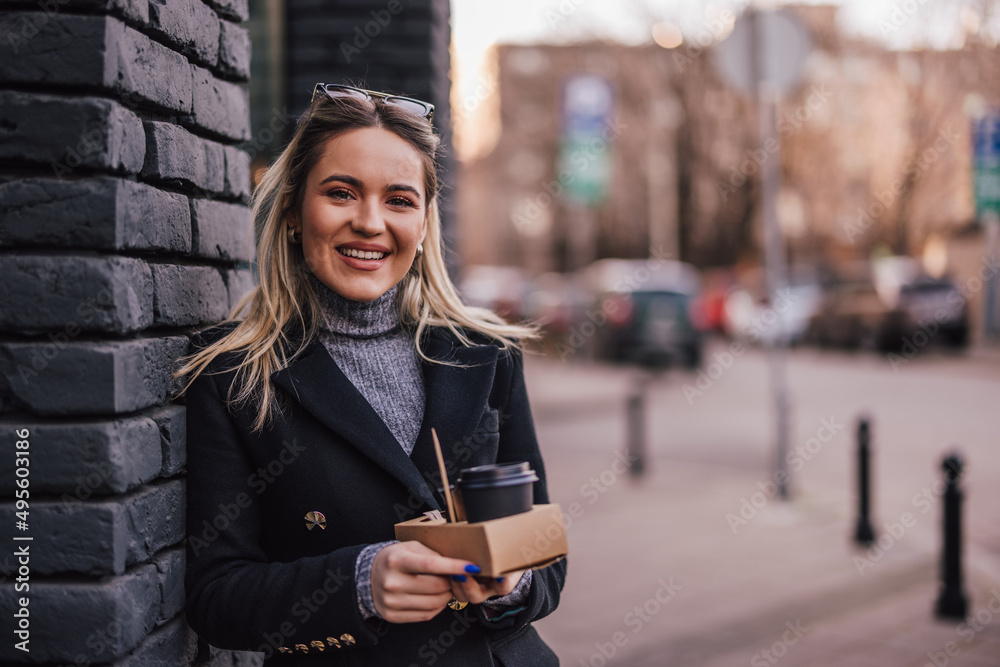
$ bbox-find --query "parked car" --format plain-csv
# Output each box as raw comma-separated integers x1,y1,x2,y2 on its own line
882,276,969,349
581,259,703,369
521,272,591,336
806,280,890,349
457,265,529,323
724,280,824,347
806,266,969,352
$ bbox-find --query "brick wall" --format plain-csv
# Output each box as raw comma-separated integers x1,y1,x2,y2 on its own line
0,0,255,664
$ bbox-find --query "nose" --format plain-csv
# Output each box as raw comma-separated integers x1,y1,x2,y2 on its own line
351,197,385,236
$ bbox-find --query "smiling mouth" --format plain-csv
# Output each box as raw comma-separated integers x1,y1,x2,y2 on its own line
338,247,388,260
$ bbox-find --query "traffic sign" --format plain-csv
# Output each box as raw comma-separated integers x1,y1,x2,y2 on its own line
715,9,811,95
973,112,1000,217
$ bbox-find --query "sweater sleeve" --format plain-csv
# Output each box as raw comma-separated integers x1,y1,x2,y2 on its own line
480,568,532,619
355,541,398,620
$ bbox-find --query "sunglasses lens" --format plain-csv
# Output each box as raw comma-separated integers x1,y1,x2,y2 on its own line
385,97,432,119
323,85,369,102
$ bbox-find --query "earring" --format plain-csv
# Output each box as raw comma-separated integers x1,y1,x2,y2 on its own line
288,226,302,244
415,243,423,257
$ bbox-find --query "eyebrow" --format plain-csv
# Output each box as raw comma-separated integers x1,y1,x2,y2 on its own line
319,173,422,200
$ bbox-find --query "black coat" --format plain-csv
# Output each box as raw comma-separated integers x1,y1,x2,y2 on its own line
183,322,566,666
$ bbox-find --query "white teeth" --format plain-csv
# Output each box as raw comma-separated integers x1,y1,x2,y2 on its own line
339,247,386,260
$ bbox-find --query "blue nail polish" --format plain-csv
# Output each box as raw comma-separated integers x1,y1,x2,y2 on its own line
464,564,481,574
451,574,467,582
496,577,505,583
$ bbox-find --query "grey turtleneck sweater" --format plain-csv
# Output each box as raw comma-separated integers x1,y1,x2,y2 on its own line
312,274,424,454
309,275,531,622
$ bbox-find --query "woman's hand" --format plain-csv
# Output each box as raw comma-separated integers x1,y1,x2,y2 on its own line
370,541,481,623
449,569,525,605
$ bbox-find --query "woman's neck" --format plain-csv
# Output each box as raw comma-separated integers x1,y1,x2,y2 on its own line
309,273,402,339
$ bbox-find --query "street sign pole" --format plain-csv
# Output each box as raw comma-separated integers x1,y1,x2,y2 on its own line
718,8,810,500
750,11,791,500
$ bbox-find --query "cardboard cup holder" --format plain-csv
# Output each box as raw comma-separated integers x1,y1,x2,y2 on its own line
394,503,567,577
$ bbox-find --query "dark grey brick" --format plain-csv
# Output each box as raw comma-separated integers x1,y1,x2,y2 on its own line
0,480,184,576
0,14,193,114
0,499,124,576
116,180,193,251
108,16,195,113
0,12,107,83
204,0,249,22
223,145,252,201
115,616,198,667
66,0,151,25
0,562,160,663
147,0,221,67
143,121,226,194
151,264,230,326
0,255,153,334
147,404,187,477
0,91,145,176
0,336,189,415
188,65,251,141
0,177,191,252
0,416,161,496
151,547,186,624
224,267,256,312
191,198,253,260
217,20,251,81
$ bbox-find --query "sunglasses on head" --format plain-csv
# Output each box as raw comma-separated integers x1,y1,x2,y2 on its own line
311,83,435,123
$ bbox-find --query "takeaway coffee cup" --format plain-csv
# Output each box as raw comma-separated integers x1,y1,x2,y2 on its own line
456,462,539,523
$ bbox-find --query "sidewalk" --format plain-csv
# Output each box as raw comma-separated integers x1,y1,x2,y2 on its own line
523,350,1000,667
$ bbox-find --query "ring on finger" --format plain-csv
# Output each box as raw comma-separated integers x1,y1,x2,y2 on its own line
447,597,468,610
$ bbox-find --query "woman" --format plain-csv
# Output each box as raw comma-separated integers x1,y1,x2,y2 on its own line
176,83,565,666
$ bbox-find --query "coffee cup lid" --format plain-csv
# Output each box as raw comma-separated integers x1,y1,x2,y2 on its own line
459,461,539,489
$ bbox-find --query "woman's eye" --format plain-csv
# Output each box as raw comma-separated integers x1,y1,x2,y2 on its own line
388,196,416,208
326,189,353,200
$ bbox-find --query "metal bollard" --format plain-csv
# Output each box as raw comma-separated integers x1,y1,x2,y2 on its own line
853,417,875,545
625,372,647,477
935,453,969,620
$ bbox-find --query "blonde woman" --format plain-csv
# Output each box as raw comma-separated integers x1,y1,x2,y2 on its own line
177,83,565,665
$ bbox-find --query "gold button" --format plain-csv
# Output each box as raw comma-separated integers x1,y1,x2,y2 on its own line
339,633,356,646
326,636,342,648
310,640,325,651
294,643,309,653
304,510,327,530
277,647,292,654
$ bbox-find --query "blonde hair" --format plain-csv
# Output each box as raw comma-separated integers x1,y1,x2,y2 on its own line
174,89,538,432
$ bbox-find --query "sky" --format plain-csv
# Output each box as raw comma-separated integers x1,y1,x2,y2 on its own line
449,0,985,105
447,0,988,160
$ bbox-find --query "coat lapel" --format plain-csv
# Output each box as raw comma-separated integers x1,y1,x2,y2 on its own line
408,328,499,494
269,327,498,515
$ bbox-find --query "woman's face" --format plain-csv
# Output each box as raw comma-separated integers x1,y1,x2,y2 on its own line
293,126,427,302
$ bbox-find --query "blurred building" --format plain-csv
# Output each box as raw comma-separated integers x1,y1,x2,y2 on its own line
456,4,993,275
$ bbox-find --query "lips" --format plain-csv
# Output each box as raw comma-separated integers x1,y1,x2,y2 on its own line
337,246,387,260
334,242,391,271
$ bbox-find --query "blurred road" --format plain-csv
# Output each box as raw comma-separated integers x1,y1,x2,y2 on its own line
526,339,1000,666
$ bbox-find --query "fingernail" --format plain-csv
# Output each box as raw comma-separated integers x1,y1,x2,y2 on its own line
464,564,481,574
496,577,505,583
451,574,467,582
